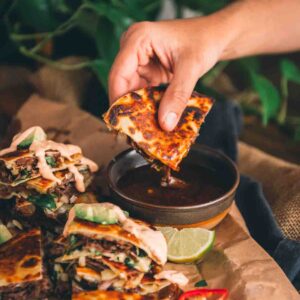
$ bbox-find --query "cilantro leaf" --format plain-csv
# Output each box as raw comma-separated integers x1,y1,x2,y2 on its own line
28,194,57,210
195,279,208,287
45,156,56,167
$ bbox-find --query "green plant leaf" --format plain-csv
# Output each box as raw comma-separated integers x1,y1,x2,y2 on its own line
280,59,300,84
14,0,61,31
294,125,300,141
176,0,229,14
90,59,111,91
250,72,281,125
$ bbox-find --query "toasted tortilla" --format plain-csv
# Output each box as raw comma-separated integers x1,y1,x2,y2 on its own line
103,86,213,170
0,228,42,288
72,290,154,300
64,219,162,266
0,150,82,187
25,164,91,194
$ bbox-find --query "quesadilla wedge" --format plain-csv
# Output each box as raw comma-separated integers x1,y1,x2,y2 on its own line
56,203,187,297
10,165,95,222
72,290,154,300
0,228,51,299
0,126,98,187
62,203,167,267
103,86,213,171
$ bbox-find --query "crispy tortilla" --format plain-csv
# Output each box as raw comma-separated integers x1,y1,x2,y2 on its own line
0,228,42,288
0,150,82,186
64,219,162,265
25,165,91,194
103,86,213,170
72,290,154,300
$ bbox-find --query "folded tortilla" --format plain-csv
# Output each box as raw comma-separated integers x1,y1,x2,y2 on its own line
103,86,213,171
72,290,154,300
62,218,163,267
0,228,51,299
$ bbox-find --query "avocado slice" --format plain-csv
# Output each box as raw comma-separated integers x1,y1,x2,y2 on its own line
0,225,12,245
17,127,47,150
74,203,122,224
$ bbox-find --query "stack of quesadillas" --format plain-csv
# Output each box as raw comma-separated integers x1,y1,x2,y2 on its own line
0,127,98,224
54,203,187,299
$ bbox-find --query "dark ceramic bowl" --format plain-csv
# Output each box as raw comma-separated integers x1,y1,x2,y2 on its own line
107,145,239,228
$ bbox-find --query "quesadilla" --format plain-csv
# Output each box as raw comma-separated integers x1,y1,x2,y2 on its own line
103,86,213,171
0,126,99,228
0,228,51,299
72,290,154,300
0,126,98,187
56,203,187,296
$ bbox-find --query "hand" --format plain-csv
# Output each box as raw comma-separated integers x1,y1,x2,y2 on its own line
109,0,300,131
108,17,230,131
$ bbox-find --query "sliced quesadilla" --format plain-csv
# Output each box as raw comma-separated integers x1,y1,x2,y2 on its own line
55,203,187,296
9,164,95,224
0,228,51,299
0,126,98,186
103,86,213,171
72,289,155,300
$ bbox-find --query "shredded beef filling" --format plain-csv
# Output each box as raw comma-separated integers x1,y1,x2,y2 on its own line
0,151,61,184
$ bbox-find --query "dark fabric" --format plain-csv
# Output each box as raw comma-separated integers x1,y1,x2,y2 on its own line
196,91,300,290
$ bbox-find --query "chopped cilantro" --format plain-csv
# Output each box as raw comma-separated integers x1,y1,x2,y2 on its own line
70,235,77,246
28,194,57,210
95,250,102,256
124,257,135,269
45,156,56,167
137,248,147,257
20,169,31,178
195,279,208,287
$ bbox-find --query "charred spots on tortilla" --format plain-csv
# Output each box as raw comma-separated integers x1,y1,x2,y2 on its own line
131,92,142,101
128,127,135,135
143,131,153,140
21,257,39,268
108,105,132,126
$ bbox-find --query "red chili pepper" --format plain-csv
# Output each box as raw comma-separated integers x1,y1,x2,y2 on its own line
179,288,229,300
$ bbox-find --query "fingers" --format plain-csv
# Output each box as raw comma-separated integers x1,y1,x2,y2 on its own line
109,22,153,104
158,59,201,131
108,42,139,104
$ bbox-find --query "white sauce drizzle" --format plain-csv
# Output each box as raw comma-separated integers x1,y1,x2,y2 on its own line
0,127,99,192
68,165,85,192
93,203,167,265
155,270,189,286
30,140,82,183
80,157,99,172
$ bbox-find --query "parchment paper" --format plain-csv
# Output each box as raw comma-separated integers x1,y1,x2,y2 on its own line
6,94,299,300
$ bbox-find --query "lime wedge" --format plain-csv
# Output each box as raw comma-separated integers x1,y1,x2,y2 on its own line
158,227,215,263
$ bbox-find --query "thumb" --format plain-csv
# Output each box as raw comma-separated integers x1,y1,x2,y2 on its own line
158,59,200,131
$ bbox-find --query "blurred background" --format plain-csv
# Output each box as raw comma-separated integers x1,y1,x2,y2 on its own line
0,0,299,163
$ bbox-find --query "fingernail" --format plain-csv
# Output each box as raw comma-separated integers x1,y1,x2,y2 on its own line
164,112,177,131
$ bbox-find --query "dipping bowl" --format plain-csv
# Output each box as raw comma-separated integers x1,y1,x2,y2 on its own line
107,145,239,228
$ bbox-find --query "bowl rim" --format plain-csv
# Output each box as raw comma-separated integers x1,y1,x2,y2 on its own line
107,145,240,211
